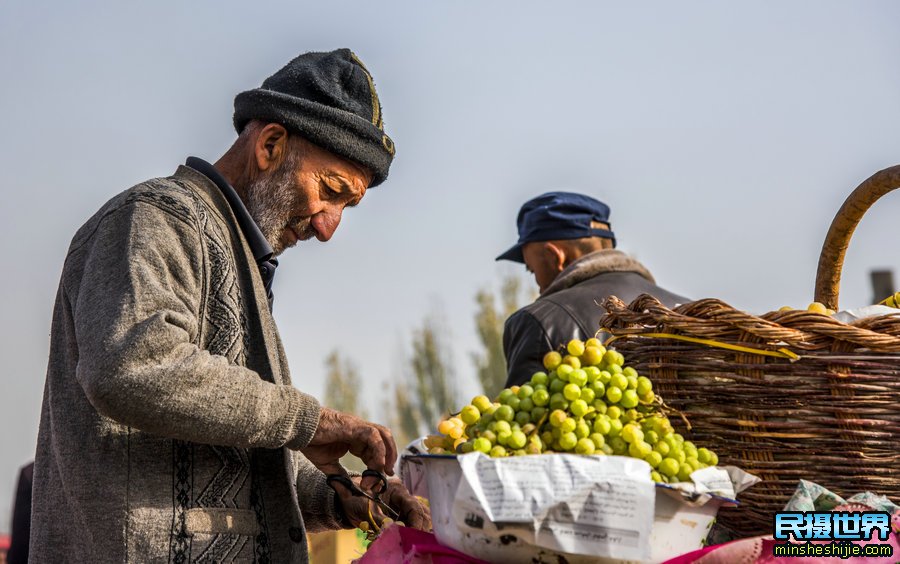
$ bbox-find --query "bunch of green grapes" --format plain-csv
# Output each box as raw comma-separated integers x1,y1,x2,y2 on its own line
427,338,719,483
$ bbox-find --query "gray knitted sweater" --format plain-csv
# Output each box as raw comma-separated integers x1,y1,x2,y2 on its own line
31,166,342,563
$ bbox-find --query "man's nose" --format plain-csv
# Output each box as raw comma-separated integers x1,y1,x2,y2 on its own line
311,207,343,241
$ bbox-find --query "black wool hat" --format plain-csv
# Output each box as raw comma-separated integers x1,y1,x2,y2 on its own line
234,48,395,187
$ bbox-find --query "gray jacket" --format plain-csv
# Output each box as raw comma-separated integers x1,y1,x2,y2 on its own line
31,166,343,563
503,250,687,388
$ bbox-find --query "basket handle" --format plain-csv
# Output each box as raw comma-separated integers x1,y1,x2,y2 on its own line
814,164,900,310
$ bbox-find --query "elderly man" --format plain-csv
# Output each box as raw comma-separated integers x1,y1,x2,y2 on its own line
31,49,427,563
497,192,687,388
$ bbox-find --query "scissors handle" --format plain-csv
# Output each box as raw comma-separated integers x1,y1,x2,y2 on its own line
325,471,400,520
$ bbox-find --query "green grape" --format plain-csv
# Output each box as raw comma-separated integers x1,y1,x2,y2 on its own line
623,409,640,423
543,351,563,370
567,339,586,357
589,433,606,449
559,432,578,451
551,427,561,440
495,405,514,422
472,395,492,413
606,406,622,420
569,369,588,387
683,442,698,460
609,437,627,455
620,390,639,409
601,444,614,455
563,383,582,401
674,450,686,464
584,366,601,382
650,470,663,483
696,447,711,464
639,391,656,404
459,440,475,454
549,393,568,411
677,464,693,482
575,438,596,454
520,423,536,435
481,430,497,444
532,389,550,407
708,452,719,466
672,433,685,445
508,430,527,450
623,366,638,378
610,373,628,390
530,372,549,387
525,441,542,455
628,441,652,459
497,430,512,446
541,431,554,445
518,397,535,413
473,438,492,453
608,363,623,375
560,418,577,434
562,355,581,369
498,389,515,404
626,375,638,389
602,350,619,366
505,396,521,410
517,385,534,399
592,399,607,414
659,457,680,478
556,364,574,380
598,371,612,385
515,410,531,426
494,420,511,435
621,424,644,444
636,376,652,396
644,451,663,468
549,409,568,428
644,430,659,445
591,381,606,398
531,407,547,423
575,419,591,439
581,346,605,367
569,399,589,417
605,386,623,404
580,387,595,403
593,416,611,435
549,377,566,393
685,458,702,472
490,445,507,457
608,418,624,437
460,405,480,425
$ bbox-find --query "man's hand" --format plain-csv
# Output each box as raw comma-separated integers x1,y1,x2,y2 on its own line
300,407,398,477
333,477,431,532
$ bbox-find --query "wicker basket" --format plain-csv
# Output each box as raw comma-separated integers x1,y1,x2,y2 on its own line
599,165,900,538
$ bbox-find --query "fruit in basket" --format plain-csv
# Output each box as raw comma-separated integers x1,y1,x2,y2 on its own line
431,338,721,484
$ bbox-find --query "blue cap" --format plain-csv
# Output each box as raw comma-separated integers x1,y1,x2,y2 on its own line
496,192,616,263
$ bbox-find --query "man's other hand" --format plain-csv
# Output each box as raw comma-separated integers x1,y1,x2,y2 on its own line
334,477,431,531
300,407,398,476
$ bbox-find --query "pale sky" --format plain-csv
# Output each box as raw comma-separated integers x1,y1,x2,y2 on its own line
2,0,900,532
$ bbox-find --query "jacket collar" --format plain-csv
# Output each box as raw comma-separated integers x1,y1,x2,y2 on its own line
542,249,655,297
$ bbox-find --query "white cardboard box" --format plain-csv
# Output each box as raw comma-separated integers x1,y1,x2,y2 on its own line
401,453,739,564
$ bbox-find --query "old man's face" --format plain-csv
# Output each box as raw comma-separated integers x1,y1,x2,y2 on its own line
245,138,372,256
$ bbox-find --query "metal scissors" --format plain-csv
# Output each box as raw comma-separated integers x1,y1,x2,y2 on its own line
325,469,400,521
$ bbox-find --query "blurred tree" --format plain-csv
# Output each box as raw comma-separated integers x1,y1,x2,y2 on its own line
323,350,368,471
389,313,458,447
323,350,368,420
471,274,531,395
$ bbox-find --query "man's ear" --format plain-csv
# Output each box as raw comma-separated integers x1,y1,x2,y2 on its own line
544,242,567,272
254,123,289,172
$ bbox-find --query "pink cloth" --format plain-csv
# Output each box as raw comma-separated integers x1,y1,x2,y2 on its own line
663,506,900,564
354,524,489,564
